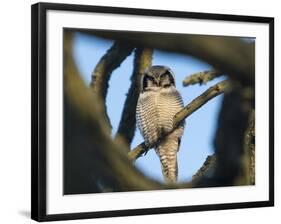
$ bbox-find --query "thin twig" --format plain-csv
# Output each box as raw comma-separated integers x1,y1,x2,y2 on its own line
183,70,222,86
128,80,229,161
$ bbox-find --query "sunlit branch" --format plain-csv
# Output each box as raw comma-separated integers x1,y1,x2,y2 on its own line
183,70,222,86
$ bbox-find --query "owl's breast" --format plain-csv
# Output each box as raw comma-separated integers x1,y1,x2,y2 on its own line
136,88,184,146
157,88,184,133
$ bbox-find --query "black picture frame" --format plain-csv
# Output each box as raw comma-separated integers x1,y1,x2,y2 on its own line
31,2,274,222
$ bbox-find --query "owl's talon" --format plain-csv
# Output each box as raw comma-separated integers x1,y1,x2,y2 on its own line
142,143,150,156
143,149,149,156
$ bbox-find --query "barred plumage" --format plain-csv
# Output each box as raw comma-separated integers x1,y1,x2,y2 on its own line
136,66,184,183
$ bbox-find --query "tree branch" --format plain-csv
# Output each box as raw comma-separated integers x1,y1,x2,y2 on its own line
242,109,255,185
212,87,252,186
90,41,134,131
183,70,222,86
128,80,229,161
64,31,164,191
82,30,254,86
115,48,153,150
192,154,216,182
191,108,255,186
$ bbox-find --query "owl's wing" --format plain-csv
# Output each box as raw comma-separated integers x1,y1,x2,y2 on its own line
136,92,160,146
157,89,185,134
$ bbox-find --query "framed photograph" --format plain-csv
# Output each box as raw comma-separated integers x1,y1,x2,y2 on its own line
31,2,274,222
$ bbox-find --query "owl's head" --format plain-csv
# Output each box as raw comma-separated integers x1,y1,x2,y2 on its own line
140,65,176,92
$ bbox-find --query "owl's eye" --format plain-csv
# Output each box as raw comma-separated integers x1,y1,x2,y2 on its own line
142,75,156,91
160,71,175,87
163,83,171,88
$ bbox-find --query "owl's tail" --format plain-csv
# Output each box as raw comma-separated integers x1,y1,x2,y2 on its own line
156,135,180,183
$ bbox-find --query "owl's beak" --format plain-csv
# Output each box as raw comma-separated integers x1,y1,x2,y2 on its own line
156,77,161,85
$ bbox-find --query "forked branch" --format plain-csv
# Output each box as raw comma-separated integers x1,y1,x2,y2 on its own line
90,41,134,131
64,31,163,191
115,48,153,149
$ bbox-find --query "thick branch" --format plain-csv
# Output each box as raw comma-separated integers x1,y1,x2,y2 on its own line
115,48,153,149
183,70,222,86
82,30,254,86
212,87,252,186
129,80,229,161
242,109,255,185
189,87,253,188
90,41,134,131
191,109,255,186
64,31,163,191
192,155,216,182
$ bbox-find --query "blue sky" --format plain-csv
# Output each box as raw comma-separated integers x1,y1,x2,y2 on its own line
72,32,225,183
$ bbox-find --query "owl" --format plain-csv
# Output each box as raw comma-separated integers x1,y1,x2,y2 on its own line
136,65,184,183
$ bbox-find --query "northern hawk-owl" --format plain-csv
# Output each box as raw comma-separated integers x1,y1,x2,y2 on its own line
136,65,185,183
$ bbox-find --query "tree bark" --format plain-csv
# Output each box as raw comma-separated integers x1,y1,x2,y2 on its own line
115,48,153,150
183,70,222,86
90,41,134,131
